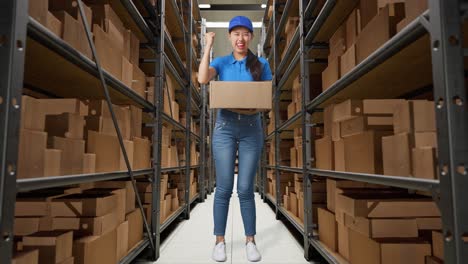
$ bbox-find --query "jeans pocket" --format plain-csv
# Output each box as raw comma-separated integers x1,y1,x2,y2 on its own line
215,121,227,130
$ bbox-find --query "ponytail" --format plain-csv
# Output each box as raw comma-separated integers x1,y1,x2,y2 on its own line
246,49,263,81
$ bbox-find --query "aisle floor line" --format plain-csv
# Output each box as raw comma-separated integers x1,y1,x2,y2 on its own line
145,177,311,264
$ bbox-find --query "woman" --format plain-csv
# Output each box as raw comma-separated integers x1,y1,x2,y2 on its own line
198,16,272,262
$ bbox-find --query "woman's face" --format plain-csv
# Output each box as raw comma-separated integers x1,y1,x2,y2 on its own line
229,27,253,55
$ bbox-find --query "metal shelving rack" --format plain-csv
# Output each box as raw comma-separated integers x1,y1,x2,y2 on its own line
260,0,468,263
0,0,207,263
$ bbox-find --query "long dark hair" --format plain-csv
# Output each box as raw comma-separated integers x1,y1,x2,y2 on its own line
246,49,263,81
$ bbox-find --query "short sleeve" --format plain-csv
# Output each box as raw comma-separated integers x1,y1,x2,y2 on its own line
209,57,222,75
260,59,273,81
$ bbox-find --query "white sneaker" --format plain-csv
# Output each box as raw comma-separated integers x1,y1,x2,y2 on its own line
212,242,227,262
246,241,262,262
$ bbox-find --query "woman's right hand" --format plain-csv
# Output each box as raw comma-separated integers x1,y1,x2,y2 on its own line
205,32,215,48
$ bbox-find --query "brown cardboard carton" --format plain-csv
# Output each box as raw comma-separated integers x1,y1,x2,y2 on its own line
209,81,272,109
44,149,61,177
363,99,404,114
332,121,341,141
382,133,412,176
116,221,129,261
346,9,361,48
85,115,131,141
338,223,349,260
315,136,334,170
121,57,133,87
23,231,73,264
415,218,442,231
29,0,48,24
46,12,63,37
21,96,45,131
45,113,84,140
49,0,92,27
56,256,73,264
356,4,405,63
171,197,180,211
298,196,304,222
432,231,444,260
82,153,96,174
73,229,117,264
359,0,378,30
171,101,180,123
130,106,142,138
12,249,39,264
405,0,429,23
336,192,440,218
165,194,172,217
322,56,340,91
290,192,298,216
329,24,347,62
52,137,85,175
18,129,47,179
412,100,436,132
287,102,296,119
51,210,118,236
296,146,303,168
412,147,437,180
133,137,151,170
334,140,345,172
344,131,390,174
344,214,419,238
93,181,135,214
38,98,88,117
87,131,133,172
341,116,393,138
324,104,335,136
290,147,297,168
340,45,356,76
53,11,91,58
393,100,411,134
326,179,376,212
333,99,363,122
125,209,143,250
318,208,338,251
132,65,146,98
14,217,53,236
93,24,123,79
349,229,431,264
51,193,117,217
126,30,140,64
414,132,437,148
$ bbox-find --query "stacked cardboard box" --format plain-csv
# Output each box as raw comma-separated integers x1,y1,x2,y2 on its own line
290,127,302,168
287,76,303,119
282,175,326,225
137,174,173,224
18,96,92,179
397,0,429,32
315,99,438,179
14,182,139,263
281,16,300,60
268,139,294,166
322,2,407,91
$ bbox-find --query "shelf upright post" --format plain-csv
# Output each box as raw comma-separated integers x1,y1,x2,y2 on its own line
184,0,194,219
151,0,167,260
429,0,468,263
0,0,28,263
300,0,315,260
272,0,282,219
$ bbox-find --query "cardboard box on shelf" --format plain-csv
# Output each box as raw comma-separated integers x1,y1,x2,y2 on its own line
45,113,84,140
405,0,429,23
171,101,180,123
46,12,63,37
332,121,341,141
49,0,93,27
324,104,334,136
39,98,88,117
56,256,74,264
21,96,45,131
172,197,180,211
12,249,39,264
336,192,440,218
425,256,444,264
73,229,117,264
14,217,53,236
432,231,444,260
338,223,349,260
346,8,361,48
290,147,297,168
52,137,85,175
18,129,47,179
290,192,298,217
165,194,172,217
340,45,356,76
326,179,378,213
51,193,117,217
415,217,442,231
82,153,96,174
334,140,345,172
126,29,140,65
121,57,133,88
125,209,143,250
53,10,91,58
15,199,49,217
93,24,123,80
414,132,437,148
333,99,363,122
341,116,393,138
318,208,338,251
344,131,390,174
315,136,334,170
349,229,431,264
382,133,412,176
87,131,134,173
344,214,419,238
44,149,61,177
28,0,48,25
412,100,436,132
287,102,296,119
363,99,404,115
130,106,142,138
51,210,119,236
93,181,135,214
298,196,304,222
209,81,272,109
132,65,146,98
296,146,303,168
329,23,346,61
133,137,151,170
322,56,340,92
356,3,405,63
116,221,129,261
412,147,437,180
359,0,378,30
23,230,73,264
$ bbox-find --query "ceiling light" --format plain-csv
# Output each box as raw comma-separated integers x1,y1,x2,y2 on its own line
261,4,267,8
199,4,211,8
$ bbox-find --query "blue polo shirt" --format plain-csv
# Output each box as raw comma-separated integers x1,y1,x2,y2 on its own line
210,53,272,81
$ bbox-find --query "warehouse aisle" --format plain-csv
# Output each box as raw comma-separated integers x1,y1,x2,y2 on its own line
151,178,311,264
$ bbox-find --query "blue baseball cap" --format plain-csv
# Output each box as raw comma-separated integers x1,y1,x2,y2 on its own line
228,16,253,32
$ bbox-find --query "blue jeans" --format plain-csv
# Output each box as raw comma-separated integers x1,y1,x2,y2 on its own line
212,109,264,236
